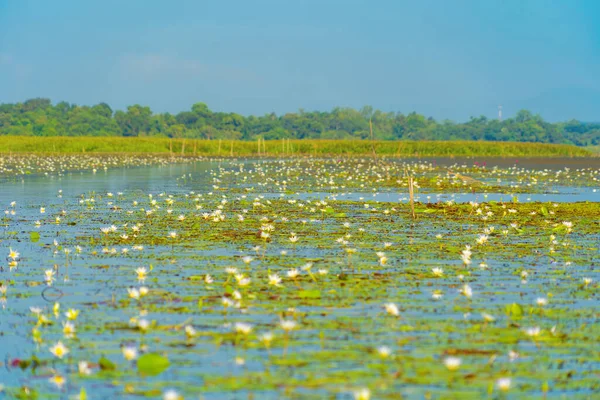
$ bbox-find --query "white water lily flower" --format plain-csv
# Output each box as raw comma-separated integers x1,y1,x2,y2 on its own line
49,374,66,389
377,346,392,358
460,284,473,299
443,356,461,371
185,325,197,338
536,297,548,306
384,302,400,316
353,388,371,400
280,320,297,332
78,361,92,375
122,346,138,360
234,322,252,335
163,389,181,400
481,313,495,322
242,256,253,265
287,269,299,279
268,273,282,287
525,326,541,337
496,377,511,391
49,341,69,358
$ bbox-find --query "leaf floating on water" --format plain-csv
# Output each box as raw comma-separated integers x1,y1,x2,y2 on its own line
137,353,170,376
506,303,523,319
298,289,321,299
29,231,40,242
98,356,116,371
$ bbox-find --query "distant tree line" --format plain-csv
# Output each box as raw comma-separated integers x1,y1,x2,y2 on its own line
0,98,598,146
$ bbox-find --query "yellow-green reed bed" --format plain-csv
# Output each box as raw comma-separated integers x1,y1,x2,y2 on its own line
0,136,592,157
585,145,600,154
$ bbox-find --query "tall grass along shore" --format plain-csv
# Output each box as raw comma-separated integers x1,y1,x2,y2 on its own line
0,136,592,157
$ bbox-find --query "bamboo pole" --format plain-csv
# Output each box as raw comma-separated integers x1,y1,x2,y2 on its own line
408,175,416,219
370,117,379,163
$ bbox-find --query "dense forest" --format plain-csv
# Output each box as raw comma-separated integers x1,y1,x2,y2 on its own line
0,98,598,146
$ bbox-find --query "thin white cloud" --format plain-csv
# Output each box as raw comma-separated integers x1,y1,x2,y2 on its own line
0,53,32,79
0,53,14,65
119,53,258,82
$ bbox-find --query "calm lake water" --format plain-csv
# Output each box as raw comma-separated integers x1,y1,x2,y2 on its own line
0,157,598,399
2,157,598,204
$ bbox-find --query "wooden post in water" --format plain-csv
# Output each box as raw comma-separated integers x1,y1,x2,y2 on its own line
370,118,379,163
408,177,415,217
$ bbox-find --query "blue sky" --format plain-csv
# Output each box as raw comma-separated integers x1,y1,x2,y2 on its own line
1,0,599,121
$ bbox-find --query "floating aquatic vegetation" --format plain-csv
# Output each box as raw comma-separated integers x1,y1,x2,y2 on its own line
0,156,598,399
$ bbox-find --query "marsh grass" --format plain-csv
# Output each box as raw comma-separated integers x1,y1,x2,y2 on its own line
585,145,600,154
0,136,592,157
